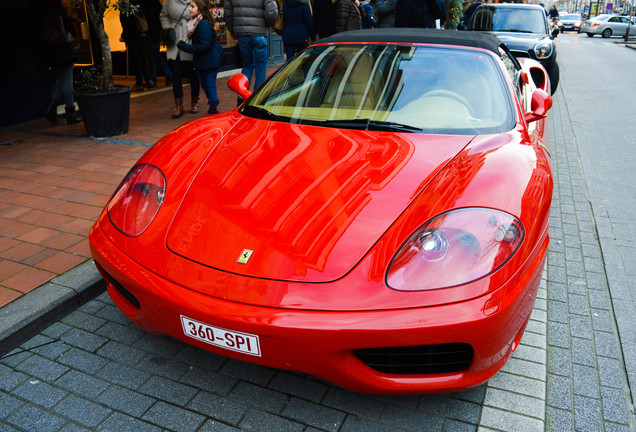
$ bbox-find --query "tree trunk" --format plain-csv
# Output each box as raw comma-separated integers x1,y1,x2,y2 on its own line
85,0,114,89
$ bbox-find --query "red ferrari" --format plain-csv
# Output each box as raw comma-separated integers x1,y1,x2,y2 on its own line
90,29,553,394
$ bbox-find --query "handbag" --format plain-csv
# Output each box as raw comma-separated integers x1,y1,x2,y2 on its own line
272,0,284,33
161,4,189,45
133,12,149,33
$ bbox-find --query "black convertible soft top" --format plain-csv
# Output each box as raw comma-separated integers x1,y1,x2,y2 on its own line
314,28,504,56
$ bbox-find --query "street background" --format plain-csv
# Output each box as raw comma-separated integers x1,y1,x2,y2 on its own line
0,32,635,431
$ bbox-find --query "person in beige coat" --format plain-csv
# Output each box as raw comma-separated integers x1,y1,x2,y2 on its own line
160,0,201,117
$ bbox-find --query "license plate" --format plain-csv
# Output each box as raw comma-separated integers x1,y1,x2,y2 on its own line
180,315,261,356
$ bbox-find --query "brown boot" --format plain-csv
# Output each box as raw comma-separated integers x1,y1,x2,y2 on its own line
190,96,199,114
171,98,184,118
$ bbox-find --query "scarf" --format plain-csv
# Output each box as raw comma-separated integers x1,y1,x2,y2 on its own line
186,14,203,38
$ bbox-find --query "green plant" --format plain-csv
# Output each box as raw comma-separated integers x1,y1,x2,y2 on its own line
76,66,107,93
84,0,139,90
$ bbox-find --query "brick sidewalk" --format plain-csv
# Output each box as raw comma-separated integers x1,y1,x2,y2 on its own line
0,70,246,309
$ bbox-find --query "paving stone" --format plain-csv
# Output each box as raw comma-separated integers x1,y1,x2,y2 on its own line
546,374,572,411
96,385,156,417
238,409,304,432
136,353,188,381
573,396,603,432
0,392,23,420
571,365,599,398
568,315,592,340
139,375,198,406
179,366,238,396
267,372,329,403
53,394,112,428
479,407,543,432
281,398,346,432
0,364,27,392
61,311,107,332
57,347,109,375
545,407,574,431
59,328,108,352
483,388,544,420
219,359,277,387
486,372,545,400
570,337,595,367
187,391,248,425
381,403,444,432
442,419,477,432
134,333,184,358
54,369,109,399
173,345,228,372
6,404,67,432
596,357,626,389
95,322,144,345
340,415,408,432
12,380,67,409
96,340,147,365
14,354,69,382
97,412,162,432
593,331,620,359
600,387,632,425
198,420,241,432
322,387,386,421
228,381,288,413
96,361,151,390
140,401,205,432
41,322,72,339
94,304,133,326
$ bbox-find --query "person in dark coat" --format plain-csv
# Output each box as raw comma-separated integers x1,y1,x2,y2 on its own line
312,0,337,38
178,0,221,114
282,0,316,61
335,0,363,32
373,0,398,27
394,0,444,28
360,0,375,28
141,0,172,86
120,0,153,90
43,0,81,125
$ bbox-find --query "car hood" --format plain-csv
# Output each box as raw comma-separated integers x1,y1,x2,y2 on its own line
166,117,473,283
491,32,544,52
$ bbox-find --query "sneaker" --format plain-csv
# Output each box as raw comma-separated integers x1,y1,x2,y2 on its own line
133,84,145,92
145,81,157,89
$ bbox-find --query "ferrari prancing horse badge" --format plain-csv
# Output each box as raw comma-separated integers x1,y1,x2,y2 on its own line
237,249,253,264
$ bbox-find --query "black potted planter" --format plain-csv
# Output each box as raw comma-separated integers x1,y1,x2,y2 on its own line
74,85,132,137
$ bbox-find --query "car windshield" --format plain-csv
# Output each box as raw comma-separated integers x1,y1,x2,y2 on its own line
244,44,514,135
561,14,580,20
470,6,547,34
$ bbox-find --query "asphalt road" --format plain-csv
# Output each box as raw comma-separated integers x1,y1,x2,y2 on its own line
1,31,636,432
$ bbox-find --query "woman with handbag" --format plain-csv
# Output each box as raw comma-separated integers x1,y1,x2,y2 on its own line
177,0,222,114
160,0,201,118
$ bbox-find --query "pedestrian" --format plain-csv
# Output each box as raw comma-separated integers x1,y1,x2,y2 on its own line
177,0,221,114
42,0,81,125
142,0,173,87
373,0,398,27
312,0,338,38
335,0,364,32
161,0,202,118
461,1,481,28
360,0,375,28
282,0,316,61
394,0,444,28
120,0,154,91
224,0,278,94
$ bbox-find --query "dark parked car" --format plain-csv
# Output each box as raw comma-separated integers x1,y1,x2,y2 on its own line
466,3,560,95
558,12,582,32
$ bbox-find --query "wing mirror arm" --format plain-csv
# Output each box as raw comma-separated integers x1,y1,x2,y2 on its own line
228,73,252,101
525,89,553,123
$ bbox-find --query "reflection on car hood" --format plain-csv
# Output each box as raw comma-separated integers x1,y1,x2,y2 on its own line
166,116,473,283
491,32,545,51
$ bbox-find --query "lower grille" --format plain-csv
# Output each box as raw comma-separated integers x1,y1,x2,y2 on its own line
354,343,473,375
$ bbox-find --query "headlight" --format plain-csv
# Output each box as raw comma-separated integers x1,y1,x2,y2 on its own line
386,208,524,291
107,164,166,236
534,39,554,59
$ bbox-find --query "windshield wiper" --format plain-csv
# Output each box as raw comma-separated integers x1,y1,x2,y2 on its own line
241,105,286,122
318,119,423,132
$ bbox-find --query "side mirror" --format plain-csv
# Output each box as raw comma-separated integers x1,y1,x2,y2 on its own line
525,89,553,123
551,27,559,38
228,73,252,101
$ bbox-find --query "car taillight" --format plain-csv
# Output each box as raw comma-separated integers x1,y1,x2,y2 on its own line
386,208,524,291
592,23,600,27
107,164,166,236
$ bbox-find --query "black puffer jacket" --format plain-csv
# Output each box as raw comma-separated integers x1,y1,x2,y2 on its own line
43,0,77,67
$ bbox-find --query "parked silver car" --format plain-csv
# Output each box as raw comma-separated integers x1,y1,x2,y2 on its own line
581,14,635,38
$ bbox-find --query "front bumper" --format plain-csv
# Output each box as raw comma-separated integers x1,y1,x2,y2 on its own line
90,224,547,394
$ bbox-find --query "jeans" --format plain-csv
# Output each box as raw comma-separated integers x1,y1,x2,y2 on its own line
49,63,74,109
284,42,308,62
169,54,200,99
199,69,219,114
148,41,172,83
127,35,151,86
238,35,268,90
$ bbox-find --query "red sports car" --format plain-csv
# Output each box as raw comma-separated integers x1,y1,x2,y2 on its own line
90,29,553,394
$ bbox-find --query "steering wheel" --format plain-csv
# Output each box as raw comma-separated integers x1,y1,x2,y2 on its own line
422,89,475,117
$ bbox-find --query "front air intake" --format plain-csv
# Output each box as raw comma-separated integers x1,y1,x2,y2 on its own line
354,343,473,375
